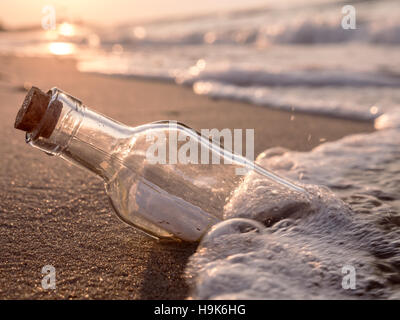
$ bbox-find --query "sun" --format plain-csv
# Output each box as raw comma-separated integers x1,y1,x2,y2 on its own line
58,22,75,37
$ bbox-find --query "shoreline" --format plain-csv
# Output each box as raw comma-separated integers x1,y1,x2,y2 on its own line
79,70,381,124
0,54,374,299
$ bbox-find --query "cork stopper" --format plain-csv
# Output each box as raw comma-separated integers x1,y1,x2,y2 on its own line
14,86,63,139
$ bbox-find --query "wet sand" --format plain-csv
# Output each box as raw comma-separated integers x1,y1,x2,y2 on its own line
0,55,374,299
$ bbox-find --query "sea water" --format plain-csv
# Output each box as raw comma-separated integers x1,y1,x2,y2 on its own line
186,127,400,299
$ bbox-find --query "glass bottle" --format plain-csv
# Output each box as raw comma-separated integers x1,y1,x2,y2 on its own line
14,87,306,241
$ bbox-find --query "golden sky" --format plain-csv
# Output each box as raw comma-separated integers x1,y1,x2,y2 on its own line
0,0,269,27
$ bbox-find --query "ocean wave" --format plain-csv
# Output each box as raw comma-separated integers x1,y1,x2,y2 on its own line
186,123,400,299
99,19,400,47
193,81,378,120
182,67,400,87
192,80,400,122
78,57,400,123
264,20,400,45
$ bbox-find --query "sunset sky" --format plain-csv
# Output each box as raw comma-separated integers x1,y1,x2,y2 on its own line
0,0,271,27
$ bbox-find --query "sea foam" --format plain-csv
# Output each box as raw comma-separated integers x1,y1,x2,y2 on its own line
186,124,400,299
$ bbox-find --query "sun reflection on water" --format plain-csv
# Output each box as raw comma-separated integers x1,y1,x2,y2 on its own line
48,42,75,55
58,22,76,37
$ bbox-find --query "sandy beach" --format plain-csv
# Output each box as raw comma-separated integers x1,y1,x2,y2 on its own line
0,55,374,299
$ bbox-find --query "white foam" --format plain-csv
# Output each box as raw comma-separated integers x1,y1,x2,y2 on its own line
186,126,400,299
193,80,400,121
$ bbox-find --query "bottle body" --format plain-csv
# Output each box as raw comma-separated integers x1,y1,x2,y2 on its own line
23,88,306,241
105,123,244,241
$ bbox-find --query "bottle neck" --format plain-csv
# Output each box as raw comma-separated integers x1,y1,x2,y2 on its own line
27,88,132,181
